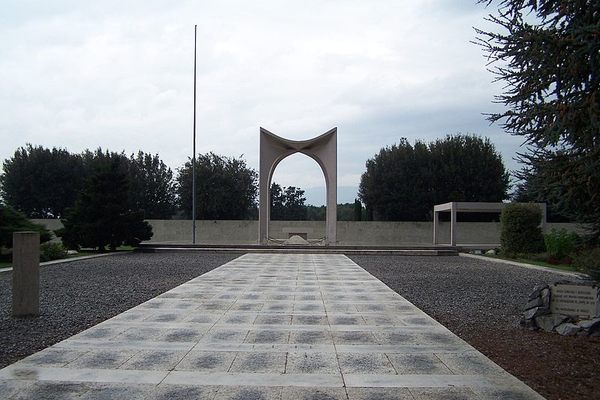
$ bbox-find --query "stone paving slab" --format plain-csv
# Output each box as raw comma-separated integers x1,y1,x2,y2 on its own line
0,253,544,399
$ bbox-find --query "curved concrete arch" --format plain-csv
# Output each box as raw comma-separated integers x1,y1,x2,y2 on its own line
259,127,337,245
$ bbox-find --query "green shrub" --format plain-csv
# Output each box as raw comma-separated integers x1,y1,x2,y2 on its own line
544,228,579,262
572,248,600,280
500,203,545,256
40,242,67,262
0,204,52,248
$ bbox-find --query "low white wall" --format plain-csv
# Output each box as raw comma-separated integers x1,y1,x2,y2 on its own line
32,219,585,247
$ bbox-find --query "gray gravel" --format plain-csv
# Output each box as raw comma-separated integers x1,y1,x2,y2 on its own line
349,255,569,335
0,251,241,369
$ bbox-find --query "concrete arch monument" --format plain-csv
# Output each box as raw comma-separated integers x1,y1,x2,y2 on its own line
259,127,337,245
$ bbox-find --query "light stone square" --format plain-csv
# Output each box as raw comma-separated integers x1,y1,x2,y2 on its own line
220,313,258,324
294,303,326,313
409,387,480,400
230,302,264,312
149,384,219,400
332,330,378,345
78,383,152,400
386,354,452,375
289,330,334,345
144,312,187,323
213,385,282,400
9,381,90,399
419,332,467,347
329,315,366,326
435,351,507,376
229,352,287,374
245,329,290,344
285,352,340,374
17,348,88,368
373,331,422,346
159,328,206,342
66,349,138,369
201,329,249,343
184,314,221,324
280,387,348,400
292,315,328,325
255,314,292,325
337,353,396,375
175,351,237,372
119,350,187,371
263,303,295,313
347,387,414,400
117,327,164,341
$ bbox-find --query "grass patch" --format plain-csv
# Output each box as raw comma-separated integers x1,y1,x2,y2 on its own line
0,247,134,269
484,253,579,272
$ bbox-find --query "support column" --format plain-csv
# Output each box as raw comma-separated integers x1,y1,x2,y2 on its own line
12,231,40,317
433,210,439,245
450,203,457,246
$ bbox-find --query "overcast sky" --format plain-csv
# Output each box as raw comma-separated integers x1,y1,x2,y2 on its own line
0,0,522,205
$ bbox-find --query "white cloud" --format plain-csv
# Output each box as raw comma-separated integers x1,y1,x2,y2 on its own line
0,0,519,202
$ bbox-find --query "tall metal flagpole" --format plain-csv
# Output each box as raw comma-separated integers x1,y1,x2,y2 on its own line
192,25,197,244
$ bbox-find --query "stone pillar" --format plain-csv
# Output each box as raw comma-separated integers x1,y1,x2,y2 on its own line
432,210,439,245
12,231,40,317
450,203,457,246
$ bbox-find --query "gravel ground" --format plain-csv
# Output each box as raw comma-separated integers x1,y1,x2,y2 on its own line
0,251,241,369
1,252,598,400
350,255,600,400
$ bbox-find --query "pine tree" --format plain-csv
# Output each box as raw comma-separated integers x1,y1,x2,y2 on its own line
476,0,600,240
58,161,152,251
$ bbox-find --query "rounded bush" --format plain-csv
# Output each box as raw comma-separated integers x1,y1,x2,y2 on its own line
40,242,67,262
544,228,579,262
573,248,600,280
500,203,545,256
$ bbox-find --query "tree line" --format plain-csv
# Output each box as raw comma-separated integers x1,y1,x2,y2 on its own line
0,145,365,222
1,133,514,225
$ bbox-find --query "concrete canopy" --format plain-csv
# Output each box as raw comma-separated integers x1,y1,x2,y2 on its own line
259,127,337,245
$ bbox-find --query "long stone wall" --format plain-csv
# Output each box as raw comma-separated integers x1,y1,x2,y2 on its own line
32,219,585,247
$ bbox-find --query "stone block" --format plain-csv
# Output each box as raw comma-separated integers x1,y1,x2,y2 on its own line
579,317,600,332
525,297,543,310
12,231,40,317
555,322,582,336
534,314,571,332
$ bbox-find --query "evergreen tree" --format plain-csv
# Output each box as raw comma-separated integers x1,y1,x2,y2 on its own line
0,204,52,248
359,134,509,221
128,152,176,219
270,183,307,220
176,152,257,220
58,162,152,251
353,199,362,221
476,0,600,240
0,145,84,218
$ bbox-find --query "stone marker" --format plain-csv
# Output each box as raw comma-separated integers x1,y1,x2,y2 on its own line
12,231,40,317
550,282,600,320
522,281,600,336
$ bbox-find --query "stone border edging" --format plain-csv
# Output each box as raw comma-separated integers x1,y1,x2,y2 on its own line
0,252,128,274
459,252,587,278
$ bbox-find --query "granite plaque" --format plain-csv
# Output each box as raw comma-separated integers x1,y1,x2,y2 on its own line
550,283,600,319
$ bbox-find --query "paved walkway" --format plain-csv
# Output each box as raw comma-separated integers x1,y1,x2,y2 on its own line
0,253,543,399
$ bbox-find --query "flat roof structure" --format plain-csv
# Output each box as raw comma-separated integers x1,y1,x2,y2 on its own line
433,202,546,247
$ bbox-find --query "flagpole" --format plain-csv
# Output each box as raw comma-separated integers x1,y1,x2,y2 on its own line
192,24,197,244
